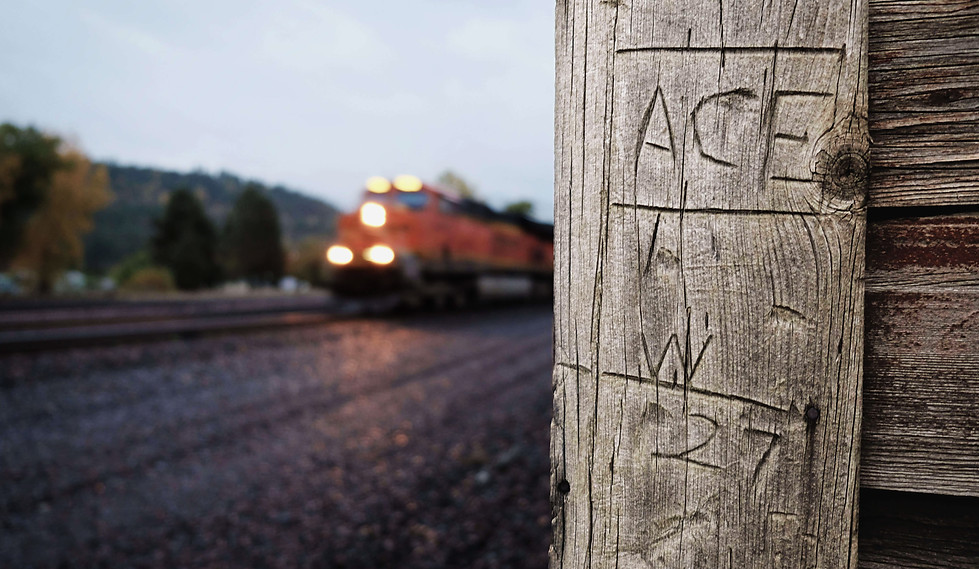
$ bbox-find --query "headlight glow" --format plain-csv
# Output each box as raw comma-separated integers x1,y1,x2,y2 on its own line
365,176,391,193
393,175,422,192
326,245,354,265
360,202,386,227
364,245,395,265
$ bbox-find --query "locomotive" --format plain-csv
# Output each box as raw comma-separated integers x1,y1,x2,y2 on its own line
325,175,553,305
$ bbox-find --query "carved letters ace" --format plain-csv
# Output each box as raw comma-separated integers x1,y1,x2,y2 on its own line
614,48,845,213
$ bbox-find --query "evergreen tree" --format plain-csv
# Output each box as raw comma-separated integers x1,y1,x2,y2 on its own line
151,188,221,290
221,184,285,284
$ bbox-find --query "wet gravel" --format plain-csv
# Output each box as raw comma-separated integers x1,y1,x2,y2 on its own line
0,305,554,568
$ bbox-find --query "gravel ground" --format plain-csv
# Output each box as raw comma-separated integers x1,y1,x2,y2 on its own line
0,305,554,568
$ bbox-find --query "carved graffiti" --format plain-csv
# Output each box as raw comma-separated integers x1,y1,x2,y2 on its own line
618,47,845,213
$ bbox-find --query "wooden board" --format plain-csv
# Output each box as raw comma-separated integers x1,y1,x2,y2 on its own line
861,215,979,496
868,0,979,208
553,0,868,566
860,489,979,569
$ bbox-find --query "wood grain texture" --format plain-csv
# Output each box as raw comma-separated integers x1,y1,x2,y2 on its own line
861,215,979,496
868,0,979,207
860,489,979,569
552,0,868,566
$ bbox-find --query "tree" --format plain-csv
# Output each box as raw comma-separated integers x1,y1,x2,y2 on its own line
110,249,153,286
287,236,328,287
151,188,221,290
221,184,285,284
11,148,112,293
503,200,534,217
0,123,63,268
436,170,480,200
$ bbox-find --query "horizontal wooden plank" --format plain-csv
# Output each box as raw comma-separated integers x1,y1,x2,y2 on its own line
866,214,979,276
869,0,978,19
862,215,979,496
868,0,979,207
860,489,979,569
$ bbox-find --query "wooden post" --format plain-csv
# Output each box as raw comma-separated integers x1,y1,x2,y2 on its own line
552,0,869,567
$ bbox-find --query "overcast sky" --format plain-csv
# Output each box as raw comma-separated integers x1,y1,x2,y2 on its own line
0,0,554,217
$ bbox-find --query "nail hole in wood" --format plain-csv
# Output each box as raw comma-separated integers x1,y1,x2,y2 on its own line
805,404,821,423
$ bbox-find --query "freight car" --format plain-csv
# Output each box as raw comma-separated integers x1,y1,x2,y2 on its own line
325,175,553,306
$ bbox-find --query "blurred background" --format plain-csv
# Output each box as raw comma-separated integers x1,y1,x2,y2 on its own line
0,1,556,568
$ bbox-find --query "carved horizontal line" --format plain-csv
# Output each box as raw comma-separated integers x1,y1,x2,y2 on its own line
556,362,593,374
770,176,817,184
773,133,809,143
655,457,725,471
775,90,834,98
611,202,825,217
616,46,844,55
602,371,789,414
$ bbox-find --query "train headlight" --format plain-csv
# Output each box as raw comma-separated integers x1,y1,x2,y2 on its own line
326,245,354,265
365,176,391,193
393,175,422,192
360,202,386,227
364,245,395,265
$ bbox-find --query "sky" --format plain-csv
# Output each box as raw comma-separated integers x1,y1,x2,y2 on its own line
0,0,555,217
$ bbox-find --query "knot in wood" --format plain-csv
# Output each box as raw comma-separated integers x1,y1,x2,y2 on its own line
810,120,870,212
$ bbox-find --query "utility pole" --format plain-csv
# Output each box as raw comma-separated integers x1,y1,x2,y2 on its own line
552,0,869,567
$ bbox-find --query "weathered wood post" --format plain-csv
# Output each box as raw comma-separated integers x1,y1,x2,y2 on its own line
552,0,869,566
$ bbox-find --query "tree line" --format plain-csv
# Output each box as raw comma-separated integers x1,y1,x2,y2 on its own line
149,185,286,290
0,123,291,293
84,164,339,274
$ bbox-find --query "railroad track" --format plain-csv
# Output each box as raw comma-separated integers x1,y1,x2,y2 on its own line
0,294,532,352
0,295,359,353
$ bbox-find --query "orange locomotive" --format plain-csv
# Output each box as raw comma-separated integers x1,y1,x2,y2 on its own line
325,175,553,304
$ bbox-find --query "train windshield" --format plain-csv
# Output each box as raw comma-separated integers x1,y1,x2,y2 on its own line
361,190,429,211
394,191,429,211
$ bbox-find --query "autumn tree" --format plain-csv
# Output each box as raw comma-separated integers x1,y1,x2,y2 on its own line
151,188,221,290
10,147,112,294
221,185,285,284
0,123,63,268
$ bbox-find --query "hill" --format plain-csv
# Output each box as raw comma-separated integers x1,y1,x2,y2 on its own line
84,164,340,273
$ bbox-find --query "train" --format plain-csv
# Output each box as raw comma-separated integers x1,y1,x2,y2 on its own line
325,175,553,306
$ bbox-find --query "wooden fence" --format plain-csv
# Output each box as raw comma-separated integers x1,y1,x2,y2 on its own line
860,0,977,566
